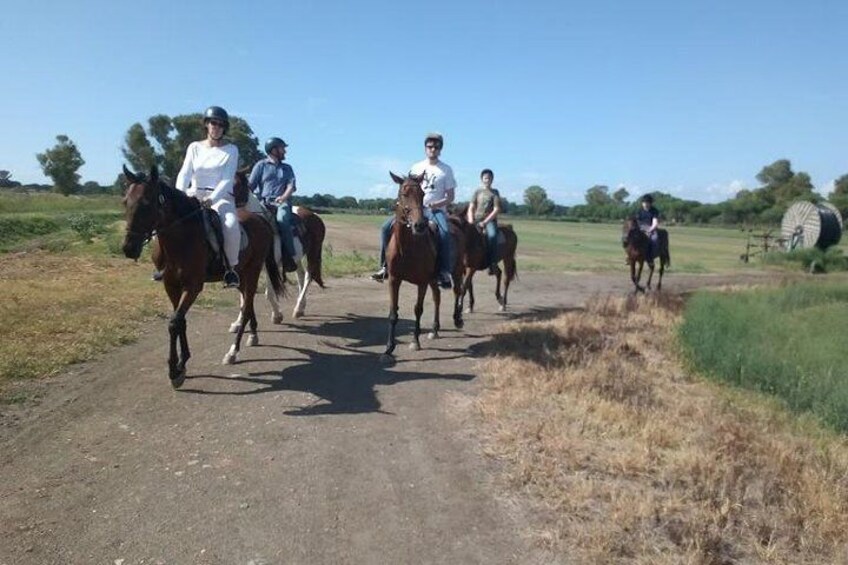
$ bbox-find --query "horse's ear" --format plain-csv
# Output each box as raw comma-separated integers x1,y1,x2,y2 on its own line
122,164,138,184
410,172,425,184
149,165,159,185
389,171,405,185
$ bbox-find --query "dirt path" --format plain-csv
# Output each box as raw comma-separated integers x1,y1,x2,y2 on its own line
0,271,773,565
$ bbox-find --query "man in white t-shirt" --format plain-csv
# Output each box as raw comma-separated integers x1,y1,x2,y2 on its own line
371,132,456,288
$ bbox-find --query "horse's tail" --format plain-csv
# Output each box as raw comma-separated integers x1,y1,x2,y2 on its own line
658,229,671,267
298,207,326,288
500,225,519,283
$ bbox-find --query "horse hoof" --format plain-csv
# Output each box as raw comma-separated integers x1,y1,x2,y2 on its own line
498,305,506,312
427,331,439,340
222,351,238,365
409,341,421,351
454,319,464,329
464,307,473,314
170,368,186,389
228,323,242,334
246,334,258,347
293,309,304,319
271,313,283,324
379,353,395,365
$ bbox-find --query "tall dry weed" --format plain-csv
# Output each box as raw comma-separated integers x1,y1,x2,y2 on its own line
472,292,848,563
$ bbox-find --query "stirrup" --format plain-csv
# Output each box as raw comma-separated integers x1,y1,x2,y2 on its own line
371,266,387,282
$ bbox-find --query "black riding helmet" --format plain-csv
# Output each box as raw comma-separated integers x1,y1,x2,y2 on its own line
641,193,655,204
264,137,288,155
203,106,230,133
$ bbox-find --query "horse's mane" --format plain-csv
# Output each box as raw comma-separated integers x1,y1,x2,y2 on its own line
158,179,202,223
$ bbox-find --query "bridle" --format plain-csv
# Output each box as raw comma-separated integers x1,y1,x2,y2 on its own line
125,180,203,246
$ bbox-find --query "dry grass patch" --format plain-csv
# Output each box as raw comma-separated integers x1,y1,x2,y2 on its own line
473,293,848,563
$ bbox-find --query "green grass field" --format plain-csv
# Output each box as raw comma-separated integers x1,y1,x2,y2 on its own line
320,213,794,274
679,280,848,432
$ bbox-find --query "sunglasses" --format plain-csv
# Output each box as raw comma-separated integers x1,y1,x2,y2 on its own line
208,120,226,128
425,144,440,150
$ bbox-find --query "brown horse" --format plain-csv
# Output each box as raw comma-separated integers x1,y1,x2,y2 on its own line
382,172,465,361
230,172,326,329
121,165,283,388
622,217,670,293
453,205,518,313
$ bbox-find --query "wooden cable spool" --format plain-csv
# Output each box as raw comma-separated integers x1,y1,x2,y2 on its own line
781,201,843,250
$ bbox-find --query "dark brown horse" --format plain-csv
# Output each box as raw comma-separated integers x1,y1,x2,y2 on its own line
122,165,283,388
382,172,465,361
230,172,326,328
622,217,670,293
453,205,518,313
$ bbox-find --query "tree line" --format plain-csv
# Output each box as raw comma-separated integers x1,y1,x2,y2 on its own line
5,112,847,226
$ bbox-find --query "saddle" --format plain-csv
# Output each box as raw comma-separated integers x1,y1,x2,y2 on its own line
201,208,249,278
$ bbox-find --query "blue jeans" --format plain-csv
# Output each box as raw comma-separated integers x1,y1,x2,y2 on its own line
379,209,453,274
276,203,295,259
483,220,498,267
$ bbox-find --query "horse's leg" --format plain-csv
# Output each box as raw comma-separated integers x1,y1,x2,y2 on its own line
410,283,427,351
229,291,246,333
646,262,655,291
502,259,515,312
466,274,476,314
266,268,284,325
657,260,664,291
382,278,401,360
494,267,503,307
293,260,311,319
169,286,199,389
224,278,258,363
428,282,441,340
452,275,464,329
635,260,645,293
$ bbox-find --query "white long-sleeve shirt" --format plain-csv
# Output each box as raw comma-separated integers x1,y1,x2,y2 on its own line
175,141,239,201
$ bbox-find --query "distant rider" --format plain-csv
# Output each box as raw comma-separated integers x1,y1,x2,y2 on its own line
637,193,660,262
467,168,501,275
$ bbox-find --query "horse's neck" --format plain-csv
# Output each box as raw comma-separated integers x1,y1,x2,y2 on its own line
156,196,205,260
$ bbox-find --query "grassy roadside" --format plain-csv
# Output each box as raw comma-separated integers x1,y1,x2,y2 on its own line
679,279,848,431
469,293,848,563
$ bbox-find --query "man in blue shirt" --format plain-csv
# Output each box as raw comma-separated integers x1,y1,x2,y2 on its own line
249,137,298,271
637,193,660,262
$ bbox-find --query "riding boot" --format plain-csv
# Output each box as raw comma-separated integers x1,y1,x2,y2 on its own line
282,251,298,273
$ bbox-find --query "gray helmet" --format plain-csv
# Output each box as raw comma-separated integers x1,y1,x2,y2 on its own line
264,137,288,155
424,132,444,149
203,106,230,128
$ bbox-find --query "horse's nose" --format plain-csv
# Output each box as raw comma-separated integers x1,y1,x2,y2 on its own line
413,219,428,233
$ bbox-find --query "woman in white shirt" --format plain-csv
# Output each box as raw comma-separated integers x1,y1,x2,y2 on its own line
175,106,241,287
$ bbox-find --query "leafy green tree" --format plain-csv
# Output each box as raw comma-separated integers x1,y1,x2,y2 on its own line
523,185,554,216
612,187,629,204
828,174,848,218
123,113,262,181
585,184,613,206
36,135,85,195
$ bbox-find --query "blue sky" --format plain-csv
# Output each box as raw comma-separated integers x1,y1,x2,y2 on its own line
1,0,846,205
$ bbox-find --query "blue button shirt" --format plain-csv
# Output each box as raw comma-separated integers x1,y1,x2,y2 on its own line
248,158,297,202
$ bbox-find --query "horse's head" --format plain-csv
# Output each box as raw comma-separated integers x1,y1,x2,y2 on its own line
622,216,647,251
390,171,428,234
122,164,162,260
